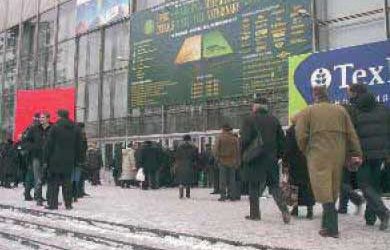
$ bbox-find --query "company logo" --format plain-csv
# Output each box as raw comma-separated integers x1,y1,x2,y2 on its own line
310,63,389,90
310,68,332,88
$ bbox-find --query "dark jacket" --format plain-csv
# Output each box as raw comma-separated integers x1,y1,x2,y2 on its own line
85,148,103,172
78,128,88,166
45,118,80,175
174,142,198,185
138,143,163,172
348,93,390,160
0,142,18,178
24,123,52,160
241,109,285,182
283,126,310,185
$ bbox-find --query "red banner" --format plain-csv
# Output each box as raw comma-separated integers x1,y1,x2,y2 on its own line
14,88,75,141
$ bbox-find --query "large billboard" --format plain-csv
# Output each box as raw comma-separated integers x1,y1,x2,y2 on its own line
289,40,390,118
76,0,130,34
13,88,75,141
129,0,312,107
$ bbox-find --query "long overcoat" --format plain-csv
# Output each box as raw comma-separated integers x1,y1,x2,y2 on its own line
295,103,362,203
119,148,137,181
45,118,80,176
174,142,198,185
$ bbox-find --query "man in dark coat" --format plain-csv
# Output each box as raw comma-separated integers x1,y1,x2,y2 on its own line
20,113,40,200
241,97,290,223
138,141,163,189
24,112,52,205
72,123,88,201
345,84,390,231
45,110,80,210
174,135,198,198
2,139,18,188
338,84,366,214
85,142,103,185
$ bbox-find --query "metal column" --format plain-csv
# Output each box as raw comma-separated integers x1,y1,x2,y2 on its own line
311,0,320,52
385,0,390,39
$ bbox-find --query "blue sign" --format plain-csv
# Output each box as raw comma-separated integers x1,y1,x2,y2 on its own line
292,40,390,107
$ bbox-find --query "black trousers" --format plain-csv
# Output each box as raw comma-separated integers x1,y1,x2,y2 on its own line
249,167,288,218
47,173,72,209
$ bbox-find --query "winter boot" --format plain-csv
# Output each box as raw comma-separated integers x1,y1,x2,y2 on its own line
179,185,184,199
307,206,314,220
24,192,33,201
291,206,298,217
320,203,339,238
379,211,389,231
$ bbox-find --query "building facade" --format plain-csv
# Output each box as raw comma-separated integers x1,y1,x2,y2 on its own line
0,0,389,144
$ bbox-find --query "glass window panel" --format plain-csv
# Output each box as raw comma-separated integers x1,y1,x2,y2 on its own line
38,9,56,50
36,47,54,88
113,71,128,118
102,74,112,120
86,78,99,122
136,0,165,11
78,31,101,78
104,21,130,71
19,57,35,89
58,0,76,41
1,88,15,136
4,27,19,91
0,32,5,52
76,79,87,122
21,18,37,58
56,40,75,84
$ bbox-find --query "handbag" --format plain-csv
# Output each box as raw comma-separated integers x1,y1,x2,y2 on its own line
135,168,145,182
242,126,264,164
281,171,299,207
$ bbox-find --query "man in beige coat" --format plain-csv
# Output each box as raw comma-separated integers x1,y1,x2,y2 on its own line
295,86,362,238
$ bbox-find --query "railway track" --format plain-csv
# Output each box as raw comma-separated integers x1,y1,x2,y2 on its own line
0,230,68,250
0,214,163,250
0,203,295,250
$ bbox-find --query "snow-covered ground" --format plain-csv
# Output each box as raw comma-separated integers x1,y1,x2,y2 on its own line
0,183,389,250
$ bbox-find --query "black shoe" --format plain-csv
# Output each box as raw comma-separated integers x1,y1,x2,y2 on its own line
36,200,44,206
218,197,226,202
366,221,375,226
44,206,57,210
210,191,219,195
65,206,73,210
25,196,33,201
319,229,339,238
291,206,298,217
245,215,261,221
379,212,389,231
338,208,347,214
307,206,314,220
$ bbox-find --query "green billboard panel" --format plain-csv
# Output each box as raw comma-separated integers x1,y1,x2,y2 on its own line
129,0,312,107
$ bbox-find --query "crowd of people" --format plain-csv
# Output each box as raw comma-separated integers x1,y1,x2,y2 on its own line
0,110,103,210
0,83,389,239
110,83,389,238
